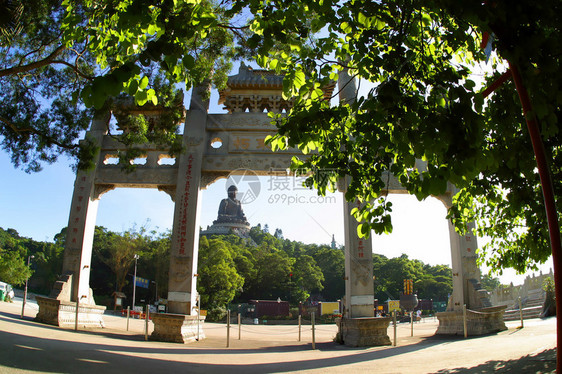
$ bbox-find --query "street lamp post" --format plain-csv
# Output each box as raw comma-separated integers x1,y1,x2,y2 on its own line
132,254,139,311
21,255,34,319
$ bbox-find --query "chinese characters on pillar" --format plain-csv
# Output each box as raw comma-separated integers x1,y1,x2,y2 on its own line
67,176,88,246
177,155,194,255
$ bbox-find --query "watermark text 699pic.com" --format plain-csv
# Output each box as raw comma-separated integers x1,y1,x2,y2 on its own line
267,193,337,206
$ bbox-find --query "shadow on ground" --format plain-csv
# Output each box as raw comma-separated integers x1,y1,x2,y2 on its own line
0,308,556,374
432,348,557,373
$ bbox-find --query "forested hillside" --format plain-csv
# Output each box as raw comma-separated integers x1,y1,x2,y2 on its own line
0,225,481,316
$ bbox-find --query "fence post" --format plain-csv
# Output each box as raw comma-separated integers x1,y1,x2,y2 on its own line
519,297,524,328
238,313,241,340
145,305,149,341
226,309,230,348
463,304,468,338
197,306,201,341
310,312,316,349
393,311,397,346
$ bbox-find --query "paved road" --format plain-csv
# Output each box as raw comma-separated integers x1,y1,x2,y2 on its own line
0,299,556,373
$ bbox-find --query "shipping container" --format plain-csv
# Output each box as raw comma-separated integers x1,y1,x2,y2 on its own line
249,300,290,318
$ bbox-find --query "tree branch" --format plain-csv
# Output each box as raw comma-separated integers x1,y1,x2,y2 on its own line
0,115,79,150
0,45,65,77
51,60,94,80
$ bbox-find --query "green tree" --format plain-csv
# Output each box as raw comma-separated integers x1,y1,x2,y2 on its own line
145,230,171,300
22,240,64,295
0,228,32,285
197,237,244,309
291,254,324,303
373,254,425,301
312,247,345,301
245,0,560,277
94,226,149,293
4,0,558,276
0,0,23,44
1,0,95,172
1,0,240,172
250,249,292,300
417,264,453,302
90,226,119,297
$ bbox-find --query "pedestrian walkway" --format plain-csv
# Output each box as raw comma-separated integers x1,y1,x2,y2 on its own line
0,299,556,373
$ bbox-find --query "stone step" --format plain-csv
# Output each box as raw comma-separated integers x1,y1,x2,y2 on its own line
525,299,544,308
503,305,543,321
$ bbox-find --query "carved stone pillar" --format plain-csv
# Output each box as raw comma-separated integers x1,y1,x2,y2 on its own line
343,198,375,318
166,85,208,315
60,113,109,304
436,187,506,335
36,112,109,328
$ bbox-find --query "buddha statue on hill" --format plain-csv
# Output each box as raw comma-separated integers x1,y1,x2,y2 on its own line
214,185,249,225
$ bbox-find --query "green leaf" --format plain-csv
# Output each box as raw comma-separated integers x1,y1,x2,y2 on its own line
311,88,324,100
147,23,159,35
139,76,149,90
147,89,158,105
421,13,432,27
80,85,93,108
340,22,352,34
135,90,148,106
294,69,306,89
183,55,195,69
269,59,279,70
357,13,370,27
128,80,139,95
357,222,370,238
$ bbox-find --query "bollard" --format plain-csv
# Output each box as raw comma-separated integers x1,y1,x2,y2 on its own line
197,306,201,341
238,313,241,340
126,306,130,331
310,312,316,349
75,297,80,331
410,311,414,337
463,304,468,338
298,315,302,342
519,297,524,328
145,305,149,341
226,310,230,348
393,311,397,346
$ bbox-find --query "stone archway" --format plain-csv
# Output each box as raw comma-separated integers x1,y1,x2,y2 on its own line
36,63,505,343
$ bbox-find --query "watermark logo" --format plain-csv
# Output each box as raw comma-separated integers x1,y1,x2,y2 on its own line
266,168,337,206
226,169,261,204
225,168,339,206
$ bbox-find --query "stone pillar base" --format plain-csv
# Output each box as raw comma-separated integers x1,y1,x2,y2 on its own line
336,317,391,347
436,306,507,336
151,313,206,343
35,296,106,328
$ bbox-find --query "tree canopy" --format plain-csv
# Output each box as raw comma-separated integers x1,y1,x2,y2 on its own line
2,0,559,277
2,224,463,317
0,0,240,172
245,0,561,275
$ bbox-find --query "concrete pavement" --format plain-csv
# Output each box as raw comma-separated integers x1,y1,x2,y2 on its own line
0,298,556,373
